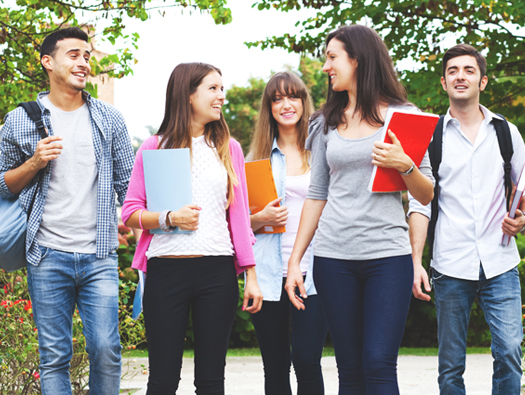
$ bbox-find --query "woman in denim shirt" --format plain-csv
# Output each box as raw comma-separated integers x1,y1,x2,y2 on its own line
247,71,328,395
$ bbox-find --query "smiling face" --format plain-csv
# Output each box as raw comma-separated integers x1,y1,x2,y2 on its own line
189,71,225,129
441,55,488,104
271,87,304,129
41,38,91,93
322,38,358,92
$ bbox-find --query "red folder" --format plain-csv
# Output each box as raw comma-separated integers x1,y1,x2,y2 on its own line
368,110,439,192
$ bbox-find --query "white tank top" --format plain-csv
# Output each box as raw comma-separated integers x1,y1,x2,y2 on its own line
146,135,234,258
282,171,312,276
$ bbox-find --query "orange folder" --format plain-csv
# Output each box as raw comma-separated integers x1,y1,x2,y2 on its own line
245,159,286,234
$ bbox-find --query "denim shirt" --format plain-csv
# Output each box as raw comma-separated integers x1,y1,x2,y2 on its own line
0,91,135,266
251,138,317,301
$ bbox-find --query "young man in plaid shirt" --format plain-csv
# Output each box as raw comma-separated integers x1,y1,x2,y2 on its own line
0,27,134,394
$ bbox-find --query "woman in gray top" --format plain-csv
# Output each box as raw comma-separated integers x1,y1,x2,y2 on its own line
284,25,434,395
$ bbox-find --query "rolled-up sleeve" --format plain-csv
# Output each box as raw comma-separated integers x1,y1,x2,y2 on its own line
0,113,22,199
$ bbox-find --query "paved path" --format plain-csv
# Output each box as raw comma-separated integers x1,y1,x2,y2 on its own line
120,354,524,394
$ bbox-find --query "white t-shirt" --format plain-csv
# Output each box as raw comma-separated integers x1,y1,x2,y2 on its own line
282,171,312,276
36,95,98,253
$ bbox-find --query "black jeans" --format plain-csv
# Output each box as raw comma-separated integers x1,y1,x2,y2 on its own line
143,256,238,395
251,279,328,395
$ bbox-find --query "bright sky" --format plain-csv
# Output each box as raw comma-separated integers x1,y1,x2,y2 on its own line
95,0,317,139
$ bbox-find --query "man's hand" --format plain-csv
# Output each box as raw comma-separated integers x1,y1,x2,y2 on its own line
501,209,525,237
413,263,431,301
29,136,63,170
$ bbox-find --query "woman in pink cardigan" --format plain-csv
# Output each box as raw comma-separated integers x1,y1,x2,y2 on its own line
121,62,263,395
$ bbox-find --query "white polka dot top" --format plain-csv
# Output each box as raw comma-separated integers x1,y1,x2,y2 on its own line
146,135,234,258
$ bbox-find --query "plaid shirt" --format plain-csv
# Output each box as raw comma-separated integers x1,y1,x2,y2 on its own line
0,91,135,265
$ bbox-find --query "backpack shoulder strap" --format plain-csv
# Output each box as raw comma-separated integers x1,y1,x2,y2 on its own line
427,115,445,260
493,114,513,212
17,101,47,140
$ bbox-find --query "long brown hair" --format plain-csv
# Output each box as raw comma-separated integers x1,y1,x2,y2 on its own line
249,71,313,171
315,25,407,133
157,62,237,205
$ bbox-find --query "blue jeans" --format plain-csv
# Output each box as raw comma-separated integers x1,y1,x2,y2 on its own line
251,279,328,395
432,266,523,395
313,255,413,395
27,247,122,395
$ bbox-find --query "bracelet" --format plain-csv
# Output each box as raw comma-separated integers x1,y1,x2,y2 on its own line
158,209,175,233
399,162,415,176
138,209,145,231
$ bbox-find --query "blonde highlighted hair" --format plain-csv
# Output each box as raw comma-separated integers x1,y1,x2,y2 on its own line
249,71,314,171
157,62,237,206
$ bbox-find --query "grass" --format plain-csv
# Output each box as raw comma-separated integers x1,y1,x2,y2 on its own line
122,346,492,359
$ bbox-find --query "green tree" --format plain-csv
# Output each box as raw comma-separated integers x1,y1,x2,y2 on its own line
223,76,266,153
248,0,525,133
299,56,327,110
0,0,232,119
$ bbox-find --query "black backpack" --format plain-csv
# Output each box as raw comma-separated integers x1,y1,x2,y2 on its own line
427,114,513,259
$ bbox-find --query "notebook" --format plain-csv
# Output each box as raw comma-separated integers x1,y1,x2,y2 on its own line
142,148,193,234
245,159,286,234
368,110,439,193
502,163,525,246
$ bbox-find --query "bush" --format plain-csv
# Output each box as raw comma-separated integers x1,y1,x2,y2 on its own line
0,225,146,393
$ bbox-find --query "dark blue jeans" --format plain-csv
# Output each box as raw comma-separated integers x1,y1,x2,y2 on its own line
313,254,413,395
251,279,328,395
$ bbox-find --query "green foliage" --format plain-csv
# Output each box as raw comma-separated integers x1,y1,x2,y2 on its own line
224,77,266,153
248,0,525,134
0,0,232,119
0,270,90,393
0,226,145,393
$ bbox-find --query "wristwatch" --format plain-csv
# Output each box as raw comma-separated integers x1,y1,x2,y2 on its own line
399,162,415,176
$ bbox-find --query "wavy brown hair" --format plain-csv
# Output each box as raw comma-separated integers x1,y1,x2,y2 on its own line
157,62,237,206
315,25,408,133
249,71,314,172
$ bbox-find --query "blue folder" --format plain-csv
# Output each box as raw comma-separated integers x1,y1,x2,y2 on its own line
142,148,193,234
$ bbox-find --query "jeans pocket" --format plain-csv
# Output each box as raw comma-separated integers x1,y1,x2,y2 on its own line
431,269,446,282
38,246,51,261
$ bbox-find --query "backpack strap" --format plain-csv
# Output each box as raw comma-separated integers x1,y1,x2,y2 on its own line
17,101,47,218
493,114,513,212
427,115,445,260
17,101,47,139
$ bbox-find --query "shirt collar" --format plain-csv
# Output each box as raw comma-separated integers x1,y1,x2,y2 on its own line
444,104,503,128
37,90,92,111
271,138,283,155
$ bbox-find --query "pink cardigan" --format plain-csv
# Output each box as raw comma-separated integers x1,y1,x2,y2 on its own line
121,135,256,275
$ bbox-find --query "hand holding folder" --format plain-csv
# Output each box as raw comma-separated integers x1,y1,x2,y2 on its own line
143,148,194,234
245,159,286,234
368,110,439,193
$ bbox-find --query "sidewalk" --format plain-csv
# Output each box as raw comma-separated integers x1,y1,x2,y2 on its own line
120,354,522,394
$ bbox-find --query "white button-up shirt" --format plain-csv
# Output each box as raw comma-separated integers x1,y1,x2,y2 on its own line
409,105,525,280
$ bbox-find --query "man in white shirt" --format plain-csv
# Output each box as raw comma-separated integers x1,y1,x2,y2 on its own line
409,44,525,394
